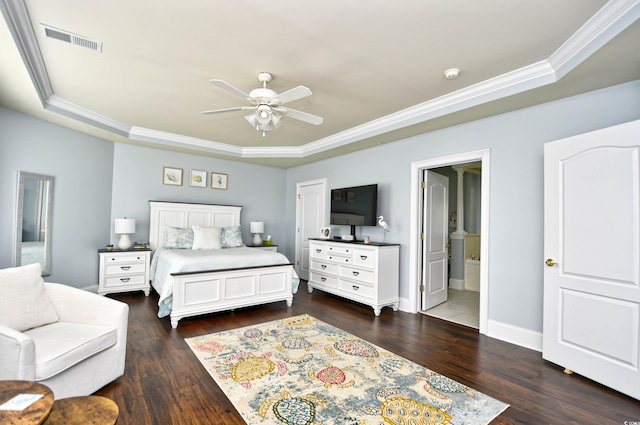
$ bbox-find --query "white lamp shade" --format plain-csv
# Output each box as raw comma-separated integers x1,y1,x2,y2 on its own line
250,221,264,234
115,218,136,234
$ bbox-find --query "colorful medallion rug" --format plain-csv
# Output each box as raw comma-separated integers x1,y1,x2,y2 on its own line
185,314,508,425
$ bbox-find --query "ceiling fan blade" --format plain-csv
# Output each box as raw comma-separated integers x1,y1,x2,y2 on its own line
209,79,252,101
274,85,312,105
202,106,255,115
282,107,323,125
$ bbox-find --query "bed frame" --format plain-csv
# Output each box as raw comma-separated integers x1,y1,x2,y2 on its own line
149,201,293,328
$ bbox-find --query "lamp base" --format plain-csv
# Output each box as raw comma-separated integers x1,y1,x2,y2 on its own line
252,233,263,247
118,234,132,250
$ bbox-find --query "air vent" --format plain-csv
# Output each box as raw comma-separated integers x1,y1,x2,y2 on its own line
40,24,102,53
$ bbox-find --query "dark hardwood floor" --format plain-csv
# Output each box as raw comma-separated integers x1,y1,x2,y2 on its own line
96,281,640,424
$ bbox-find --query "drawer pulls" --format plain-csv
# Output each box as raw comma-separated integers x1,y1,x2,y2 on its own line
316,249,322,253
360,255,367,260
321,265,327,269
120,278,131,283
352,271,360,276
352,285,359,290
321,277,326,282
120,266,131,271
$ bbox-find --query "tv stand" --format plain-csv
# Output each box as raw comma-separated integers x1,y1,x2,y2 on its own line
307,239,400,316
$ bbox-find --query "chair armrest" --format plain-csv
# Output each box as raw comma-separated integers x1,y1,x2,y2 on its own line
0,324,35,381
44,283,129,328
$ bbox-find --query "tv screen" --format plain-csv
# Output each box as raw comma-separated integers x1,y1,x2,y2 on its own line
330,184,378,226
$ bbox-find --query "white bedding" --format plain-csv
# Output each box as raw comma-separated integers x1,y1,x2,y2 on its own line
150,247,299,317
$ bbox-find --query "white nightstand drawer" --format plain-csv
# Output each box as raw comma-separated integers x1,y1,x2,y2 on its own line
339,279,374,299
310,272,338,288
105,263,146,276
310,260,337,275
340,266,374,284
104,254,147,264
353,249,376,268
105,274,146,288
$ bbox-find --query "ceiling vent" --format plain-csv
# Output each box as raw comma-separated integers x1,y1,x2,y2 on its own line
40,24,102,53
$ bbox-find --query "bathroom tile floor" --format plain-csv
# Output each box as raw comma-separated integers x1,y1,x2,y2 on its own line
423,288,480,329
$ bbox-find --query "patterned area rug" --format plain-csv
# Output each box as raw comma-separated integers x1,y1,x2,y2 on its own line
185,314,508,425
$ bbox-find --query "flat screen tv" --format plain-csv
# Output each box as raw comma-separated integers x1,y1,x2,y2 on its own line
330,184,378,239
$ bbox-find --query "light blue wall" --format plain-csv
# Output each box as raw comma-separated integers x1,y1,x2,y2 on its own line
284,80,640,333
0,106,114,288
110,144,287,249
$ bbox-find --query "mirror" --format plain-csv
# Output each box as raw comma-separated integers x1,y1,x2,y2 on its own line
14,172,54,276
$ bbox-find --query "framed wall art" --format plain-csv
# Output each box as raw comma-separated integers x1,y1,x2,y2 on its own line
163,167,183,186
210,172,228,190
189,169,207,188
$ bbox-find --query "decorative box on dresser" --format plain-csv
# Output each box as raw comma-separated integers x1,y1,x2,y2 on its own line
308,239,400,316
98,249,151,296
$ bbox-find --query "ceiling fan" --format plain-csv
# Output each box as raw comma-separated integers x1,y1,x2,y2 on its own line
202,72,323,136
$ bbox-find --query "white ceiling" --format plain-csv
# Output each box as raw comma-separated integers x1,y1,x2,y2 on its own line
1,0,639,167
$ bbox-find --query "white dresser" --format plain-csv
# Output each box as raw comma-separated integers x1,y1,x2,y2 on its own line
308,239,399,315
98,249,151,296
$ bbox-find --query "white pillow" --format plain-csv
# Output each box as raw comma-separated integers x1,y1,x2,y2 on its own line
0,263,59,331
192,226,222,250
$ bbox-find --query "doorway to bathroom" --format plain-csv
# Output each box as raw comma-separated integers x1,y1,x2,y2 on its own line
409,150,490,334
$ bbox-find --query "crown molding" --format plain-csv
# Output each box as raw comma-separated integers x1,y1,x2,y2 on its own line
2,0,638,159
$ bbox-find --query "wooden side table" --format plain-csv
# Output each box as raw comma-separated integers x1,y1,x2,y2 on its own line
0,380,54,425
43,396,118,425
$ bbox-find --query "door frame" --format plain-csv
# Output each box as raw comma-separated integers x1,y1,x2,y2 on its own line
409,149,490,335
294,178,327,278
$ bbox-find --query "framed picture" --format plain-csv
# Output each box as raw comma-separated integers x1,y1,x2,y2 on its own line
346,191,356,203
210,172,228,190
189,169,207,188
320,227,331,239
163,167,183,186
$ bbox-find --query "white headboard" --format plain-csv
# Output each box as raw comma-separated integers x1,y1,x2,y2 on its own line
149,201,242,250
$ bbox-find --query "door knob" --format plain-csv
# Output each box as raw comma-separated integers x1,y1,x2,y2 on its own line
545,258,558,267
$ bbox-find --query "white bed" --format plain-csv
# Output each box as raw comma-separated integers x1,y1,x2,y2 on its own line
149,201,296,328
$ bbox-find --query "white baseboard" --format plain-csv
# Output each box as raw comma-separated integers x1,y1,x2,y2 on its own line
398,296,414,313
487,319,542,352
449,278,464,290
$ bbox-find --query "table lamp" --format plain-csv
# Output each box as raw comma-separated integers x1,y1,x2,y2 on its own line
115,218,135,250
250,221,264,246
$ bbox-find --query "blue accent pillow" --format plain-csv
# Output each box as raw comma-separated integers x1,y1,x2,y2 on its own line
221,225,244,248
165,226,194,249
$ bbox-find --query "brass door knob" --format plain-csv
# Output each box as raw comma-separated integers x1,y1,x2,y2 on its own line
545,258,557,267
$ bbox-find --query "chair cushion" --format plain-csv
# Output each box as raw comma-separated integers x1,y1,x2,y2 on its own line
0,263,58,331
24,322,117,380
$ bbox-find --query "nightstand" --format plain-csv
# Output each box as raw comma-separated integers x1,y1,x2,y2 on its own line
252,245,278,252
98,249,151,296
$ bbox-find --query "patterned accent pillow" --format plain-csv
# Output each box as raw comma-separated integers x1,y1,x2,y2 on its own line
221,225,245,248
165,226,194,249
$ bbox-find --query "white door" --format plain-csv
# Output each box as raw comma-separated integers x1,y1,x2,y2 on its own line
295,179,326,280
422,170,449,310
543,119,640,400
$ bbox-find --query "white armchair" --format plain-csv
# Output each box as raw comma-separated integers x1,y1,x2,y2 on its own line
0,264,128,399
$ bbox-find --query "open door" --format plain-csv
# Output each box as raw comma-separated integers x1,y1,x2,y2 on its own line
421,170,449,310
295,179,326,280
543,120,640,400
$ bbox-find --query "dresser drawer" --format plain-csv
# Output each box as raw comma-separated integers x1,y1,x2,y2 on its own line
310,244,328,260
339,266,374,284
103,254,147,264
310,271,338,288
353,249,376,269
105,263,146,276
105,274,146,288
326,254,352,264
327,245,353,256
339,279,374,300
310,260,338,275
